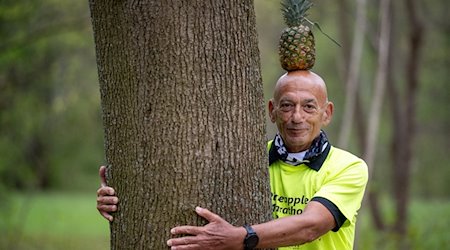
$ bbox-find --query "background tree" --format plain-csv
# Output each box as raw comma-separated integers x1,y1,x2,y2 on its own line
389,0,424,245
337,0,368,148
332,0,427,248
89,0,272,248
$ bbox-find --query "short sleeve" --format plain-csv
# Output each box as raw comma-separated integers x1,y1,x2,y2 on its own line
313,158,368,227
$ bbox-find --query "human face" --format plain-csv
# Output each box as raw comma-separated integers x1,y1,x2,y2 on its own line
269,71,333,152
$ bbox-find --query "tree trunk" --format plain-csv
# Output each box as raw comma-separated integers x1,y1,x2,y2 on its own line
392,0,423,241
335,0,367,153
363,0,391,185
89,0,272,249
354,1,391,248
337,0,368,148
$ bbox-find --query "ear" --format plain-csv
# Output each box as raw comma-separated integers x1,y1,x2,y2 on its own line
322,102,334,126
268,99,276,123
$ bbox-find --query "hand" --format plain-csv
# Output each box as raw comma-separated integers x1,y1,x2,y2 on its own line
96,165,118,222
167,207,246,250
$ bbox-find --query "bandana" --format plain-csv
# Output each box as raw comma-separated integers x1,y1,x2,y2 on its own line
269,130,331,171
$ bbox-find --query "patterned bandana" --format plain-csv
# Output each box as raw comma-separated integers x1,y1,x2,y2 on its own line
271,130,330,167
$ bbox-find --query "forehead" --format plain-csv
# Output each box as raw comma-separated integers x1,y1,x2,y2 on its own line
274,79,325,104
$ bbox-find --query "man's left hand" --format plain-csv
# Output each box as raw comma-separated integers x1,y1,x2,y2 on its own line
167,207,246,250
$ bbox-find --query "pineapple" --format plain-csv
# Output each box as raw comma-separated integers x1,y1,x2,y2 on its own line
279,0,315,71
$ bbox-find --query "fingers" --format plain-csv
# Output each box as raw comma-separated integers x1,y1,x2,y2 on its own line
167,236,201,248
169,244,201,250
195,207,222,223
169,207,223,236
97,195,118,222
96,175,118,222
97,203,117,213
99,210,114,222
170,225,203,236
99,165,107,187
97,186,115,196
97,194,118,205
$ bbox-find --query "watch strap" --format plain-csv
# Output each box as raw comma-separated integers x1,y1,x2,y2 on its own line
243,224,259,250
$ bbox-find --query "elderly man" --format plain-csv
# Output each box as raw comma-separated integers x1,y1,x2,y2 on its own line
97,70,368,250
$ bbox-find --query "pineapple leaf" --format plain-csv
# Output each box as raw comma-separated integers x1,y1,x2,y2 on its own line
281,0,313,27
304,18,342,47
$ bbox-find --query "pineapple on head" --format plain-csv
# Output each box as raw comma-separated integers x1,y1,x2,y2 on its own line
279,0,315,71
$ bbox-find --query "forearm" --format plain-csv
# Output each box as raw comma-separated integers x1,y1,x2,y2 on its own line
251,215,313,248
252,201,335,248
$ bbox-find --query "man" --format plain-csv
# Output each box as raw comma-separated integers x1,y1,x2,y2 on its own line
97,70,368,249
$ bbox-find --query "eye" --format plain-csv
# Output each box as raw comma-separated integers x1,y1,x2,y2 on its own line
303,104,318,113
279,102,294,111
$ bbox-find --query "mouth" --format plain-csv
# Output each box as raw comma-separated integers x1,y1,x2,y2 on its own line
287,127,308,134
287,125,308,130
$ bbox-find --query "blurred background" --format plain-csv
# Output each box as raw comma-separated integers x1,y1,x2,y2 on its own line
0,0,448,249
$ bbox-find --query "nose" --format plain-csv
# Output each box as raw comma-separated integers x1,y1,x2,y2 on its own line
291,105,305,123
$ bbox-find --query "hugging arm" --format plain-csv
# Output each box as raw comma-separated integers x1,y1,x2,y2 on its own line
167,201,335,250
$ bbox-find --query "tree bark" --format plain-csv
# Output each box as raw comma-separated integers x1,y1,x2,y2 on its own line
354,1,391,248
335,0,367,153
386,0,423,248
337,0,368,148
392,0,423,239
89,0,272,249
363,0,391,185
364,0,392,236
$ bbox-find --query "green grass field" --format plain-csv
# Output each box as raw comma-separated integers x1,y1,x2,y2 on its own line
1,192,109,250
1,192,448,250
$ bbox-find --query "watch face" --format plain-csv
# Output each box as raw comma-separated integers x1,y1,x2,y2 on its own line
244,225,259,249
246,234,259,248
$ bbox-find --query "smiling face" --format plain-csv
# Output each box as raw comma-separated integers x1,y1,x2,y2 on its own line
269,71,334,152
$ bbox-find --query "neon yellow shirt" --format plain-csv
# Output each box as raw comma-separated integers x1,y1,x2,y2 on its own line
268,142,368,250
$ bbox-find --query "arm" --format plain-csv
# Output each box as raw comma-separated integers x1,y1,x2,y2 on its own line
96,165,119,222
253,201,335,248
167,201,335,250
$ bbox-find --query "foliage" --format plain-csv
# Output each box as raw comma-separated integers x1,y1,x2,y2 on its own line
0,0,104,193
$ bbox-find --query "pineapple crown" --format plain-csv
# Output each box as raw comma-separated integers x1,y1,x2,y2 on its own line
281,0,313,27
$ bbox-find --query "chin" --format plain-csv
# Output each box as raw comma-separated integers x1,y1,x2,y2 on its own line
285,139,307,151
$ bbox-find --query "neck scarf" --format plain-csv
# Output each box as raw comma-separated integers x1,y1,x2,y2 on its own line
272,130,330,167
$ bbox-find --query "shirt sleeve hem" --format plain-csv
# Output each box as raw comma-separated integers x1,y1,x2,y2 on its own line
311,196,347,232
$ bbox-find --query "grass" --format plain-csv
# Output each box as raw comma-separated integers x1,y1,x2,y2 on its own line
0,192,109,250
357,199,450,250
1,192,449,250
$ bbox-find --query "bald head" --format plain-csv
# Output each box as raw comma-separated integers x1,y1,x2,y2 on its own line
273,70,328,105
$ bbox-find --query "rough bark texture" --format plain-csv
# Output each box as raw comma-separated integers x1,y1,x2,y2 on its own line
89,0,271,249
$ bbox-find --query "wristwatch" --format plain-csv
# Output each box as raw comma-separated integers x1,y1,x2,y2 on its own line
243,224,259,250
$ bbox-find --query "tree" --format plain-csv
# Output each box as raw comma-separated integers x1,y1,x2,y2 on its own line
337,0,368,148
389,0,424,242
89,0,272,248
335,0,425,248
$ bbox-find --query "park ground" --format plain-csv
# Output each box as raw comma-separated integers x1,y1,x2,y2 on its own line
1,192,449,250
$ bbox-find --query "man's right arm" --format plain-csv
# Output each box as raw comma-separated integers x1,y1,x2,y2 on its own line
96,165,119,222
